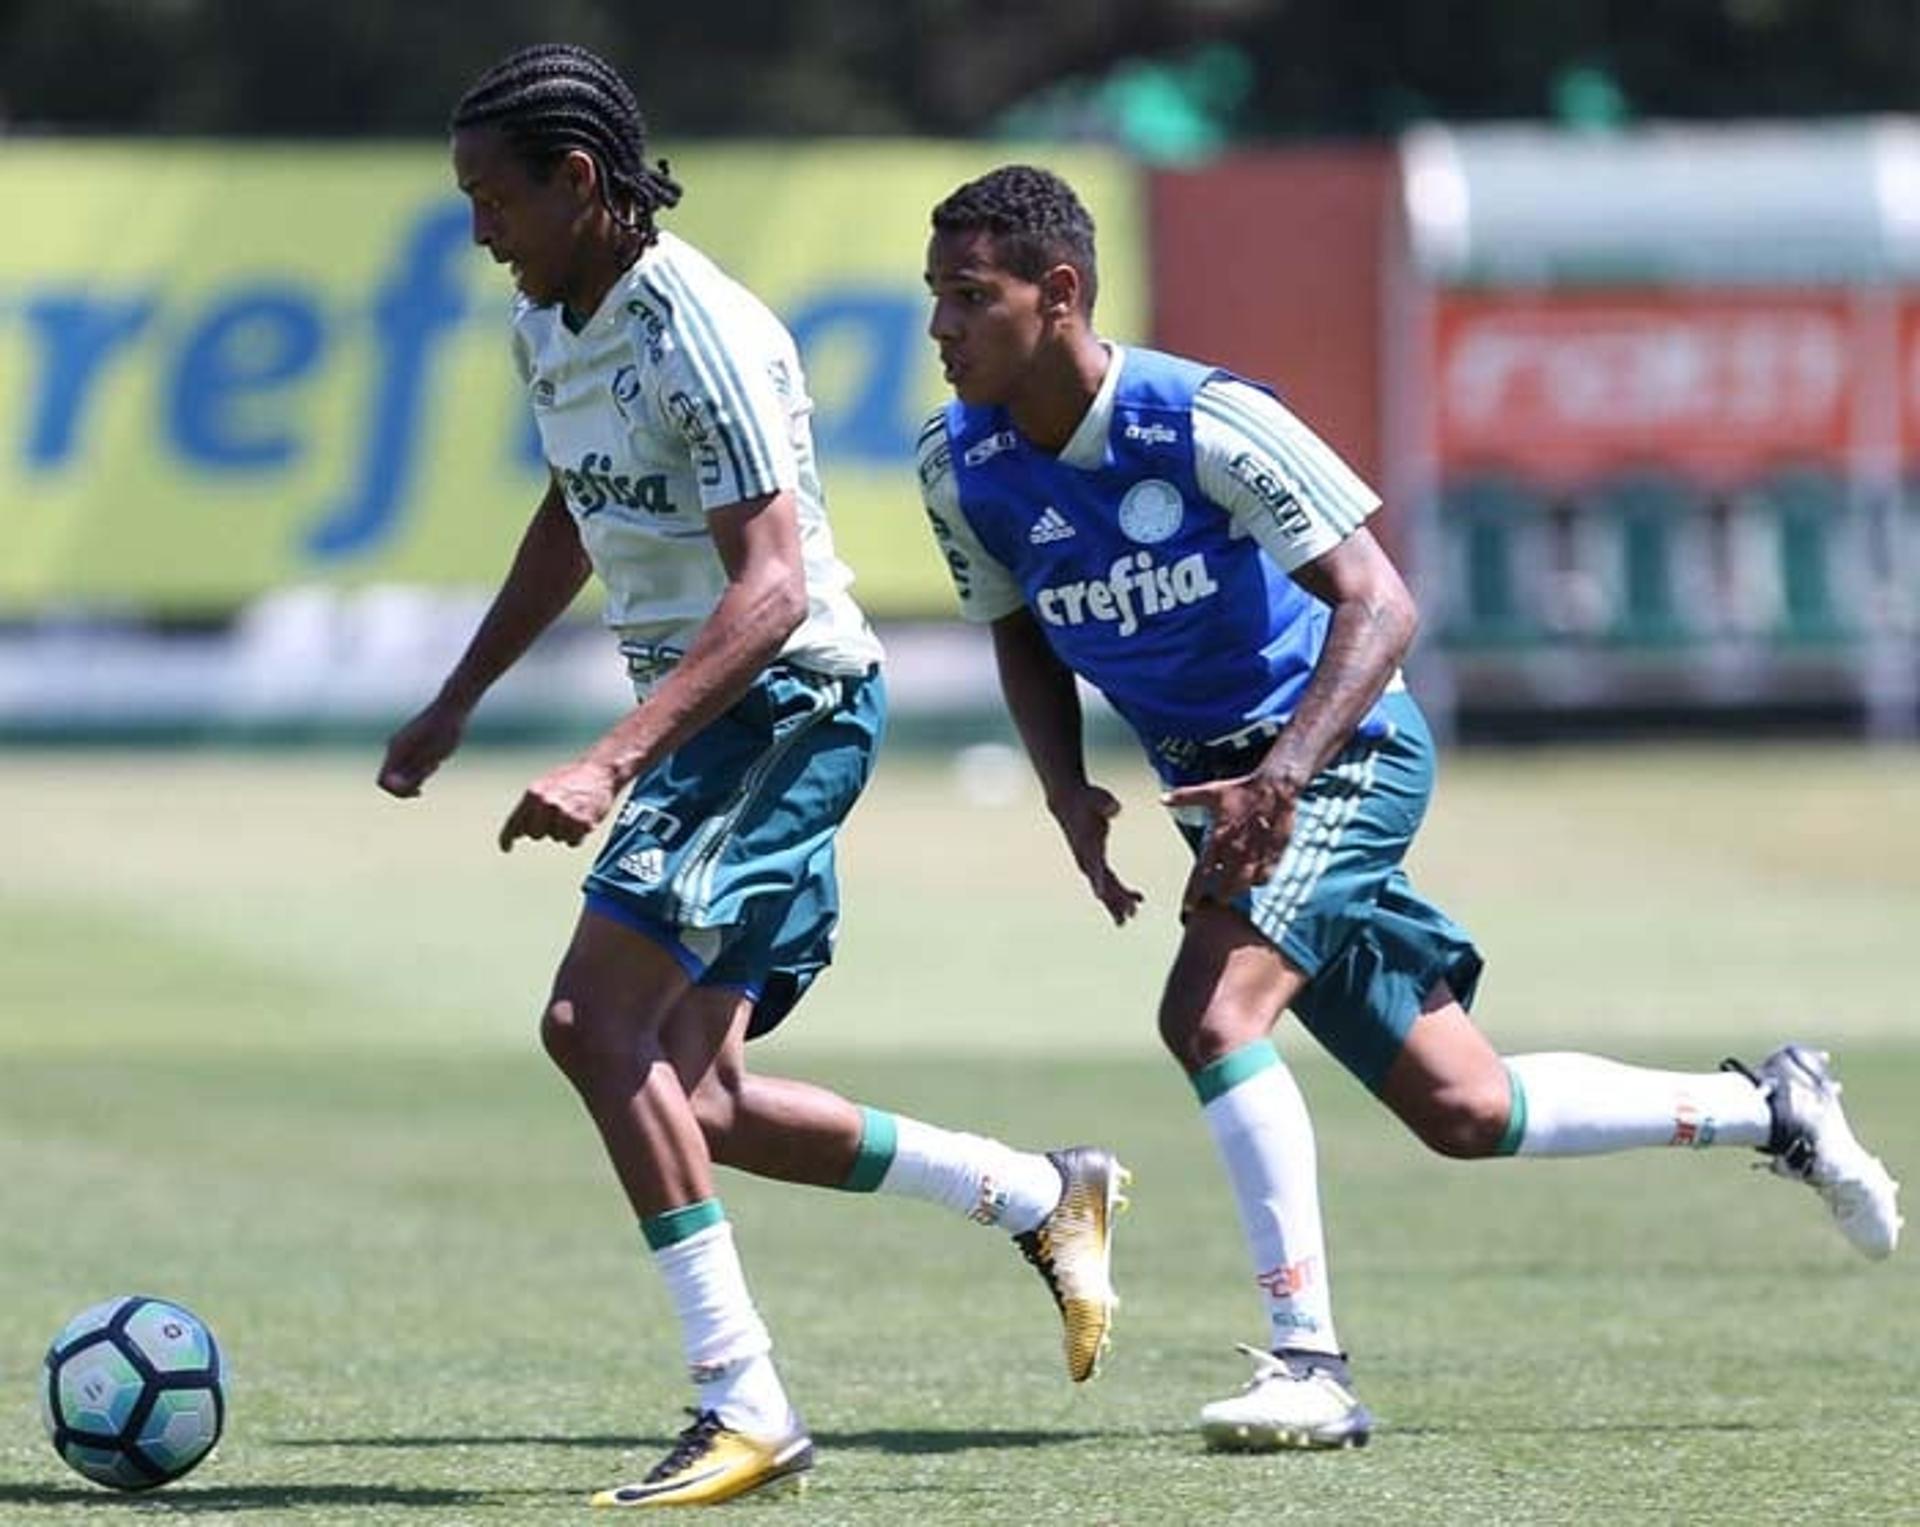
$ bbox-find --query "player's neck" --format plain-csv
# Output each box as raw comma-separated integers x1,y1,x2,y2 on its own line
561,230,647,331
1008,333,1110,455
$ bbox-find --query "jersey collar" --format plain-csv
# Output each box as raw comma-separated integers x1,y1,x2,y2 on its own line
562,236,671,337
1056,342,1125,469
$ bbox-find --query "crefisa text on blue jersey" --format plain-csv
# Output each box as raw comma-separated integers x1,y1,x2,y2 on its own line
1034,550,1219,637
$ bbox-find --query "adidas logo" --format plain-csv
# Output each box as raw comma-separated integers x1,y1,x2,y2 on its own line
1029,507,1077,544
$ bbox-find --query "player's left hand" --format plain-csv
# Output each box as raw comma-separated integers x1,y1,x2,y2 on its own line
1161,773,1296,911
498,759,620,852
1048,782,1146,926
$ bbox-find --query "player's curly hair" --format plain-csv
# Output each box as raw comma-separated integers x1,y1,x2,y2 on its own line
931,165,1099,313
452,43,683,249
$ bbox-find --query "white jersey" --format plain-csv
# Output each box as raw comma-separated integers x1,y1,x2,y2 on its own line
916,342,1381,624
511,230,882,692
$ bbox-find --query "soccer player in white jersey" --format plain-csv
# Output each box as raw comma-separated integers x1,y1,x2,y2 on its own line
916,164,1902,1451
378,53,1125,1507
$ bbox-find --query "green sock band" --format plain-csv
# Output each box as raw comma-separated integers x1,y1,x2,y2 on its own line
1191,1039,1282,1105
640,1198,726,1251
1493,1064,1528,1157
839,1106,897,1193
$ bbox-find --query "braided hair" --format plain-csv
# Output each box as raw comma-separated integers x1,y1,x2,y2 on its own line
452,43,683,248
932,165,1099,313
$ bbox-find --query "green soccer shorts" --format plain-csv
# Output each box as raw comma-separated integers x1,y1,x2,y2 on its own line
583,662,885,1039
1173,690,1483,1092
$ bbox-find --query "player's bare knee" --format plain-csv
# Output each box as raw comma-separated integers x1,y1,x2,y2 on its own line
539,998,588,1081
1159,1000,1265,1073
686,1068,743,1158
1412,1080,1511,1159
1156,1006,1190,1066
1156,1006,1212,1071
539,997,628,1087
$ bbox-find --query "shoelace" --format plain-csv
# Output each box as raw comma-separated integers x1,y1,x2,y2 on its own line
1722,1054,1820,1175
645,1409,726,1482
1235,1345,1292,1393
1231,1343,1356,1398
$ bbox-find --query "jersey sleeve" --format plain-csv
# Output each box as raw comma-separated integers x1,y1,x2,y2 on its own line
915,411,1025,623
648,301,800,513
1193,378,1381,572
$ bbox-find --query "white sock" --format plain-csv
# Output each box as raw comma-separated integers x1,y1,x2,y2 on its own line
649,1212,795,1438
1503,1053,1773,1156
1197,1041,1340,1356
694,1352,793,1441
868,1110,1064,1235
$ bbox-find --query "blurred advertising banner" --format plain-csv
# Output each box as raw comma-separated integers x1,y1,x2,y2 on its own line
1899,302,1920,467
1421,286,1908,665
0,142,1142,616
1397,123,1920,735
1435,293,1861,487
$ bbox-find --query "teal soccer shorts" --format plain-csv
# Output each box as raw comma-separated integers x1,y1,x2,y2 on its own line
583,662,885,1039
1173,690,1483,1092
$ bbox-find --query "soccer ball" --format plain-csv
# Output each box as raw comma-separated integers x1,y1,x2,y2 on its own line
40,1295,225,1491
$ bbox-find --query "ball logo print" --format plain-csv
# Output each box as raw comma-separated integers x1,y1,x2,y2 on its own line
610,363,643,420
41,1295,225,1491
1117,478,1184,544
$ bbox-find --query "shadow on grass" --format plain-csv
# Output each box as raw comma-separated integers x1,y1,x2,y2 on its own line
1390,1420,1770,1438
277,1426,1101,1456
817,1427,1103,1454
0,1482,545,1511
276,1433,636,1450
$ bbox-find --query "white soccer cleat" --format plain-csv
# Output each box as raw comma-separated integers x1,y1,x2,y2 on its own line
1199,1344,1372,1451
1727,1045,1902,1259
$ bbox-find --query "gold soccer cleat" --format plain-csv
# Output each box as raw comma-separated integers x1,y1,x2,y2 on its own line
590,1411,813,1508
1013,1146,1130,1382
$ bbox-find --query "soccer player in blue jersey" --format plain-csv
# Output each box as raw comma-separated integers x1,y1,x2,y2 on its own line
917,164,1902,1451
378,55,1124,1507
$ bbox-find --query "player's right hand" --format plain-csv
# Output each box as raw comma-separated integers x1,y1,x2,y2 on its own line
377,698,469,798
1048,783,1145,926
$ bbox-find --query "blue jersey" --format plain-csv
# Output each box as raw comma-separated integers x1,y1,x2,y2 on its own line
928,346,1392,783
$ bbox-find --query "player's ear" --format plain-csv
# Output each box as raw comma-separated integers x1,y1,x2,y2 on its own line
558,147,600,207
1040,264,1082,321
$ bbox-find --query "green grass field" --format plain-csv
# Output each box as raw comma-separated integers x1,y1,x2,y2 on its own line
1,743,1915,1525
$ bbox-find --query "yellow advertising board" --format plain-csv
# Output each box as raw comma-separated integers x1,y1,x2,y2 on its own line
0,142,1142,615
